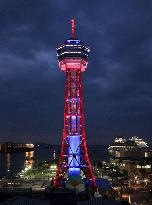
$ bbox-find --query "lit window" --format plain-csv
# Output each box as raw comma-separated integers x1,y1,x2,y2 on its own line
145,152,148,157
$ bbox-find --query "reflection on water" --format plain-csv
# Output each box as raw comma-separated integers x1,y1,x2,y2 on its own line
25,151,34,170
0,145,108,178
2,151,35,177
0,145,62,178
6,153,11,173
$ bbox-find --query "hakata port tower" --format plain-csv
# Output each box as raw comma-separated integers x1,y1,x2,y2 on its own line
55,19,96,189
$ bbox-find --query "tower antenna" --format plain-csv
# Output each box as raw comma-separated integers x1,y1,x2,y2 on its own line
71,18,75,39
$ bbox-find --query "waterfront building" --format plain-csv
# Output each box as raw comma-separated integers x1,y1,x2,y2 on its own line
0,142,34,153
108,136,152,176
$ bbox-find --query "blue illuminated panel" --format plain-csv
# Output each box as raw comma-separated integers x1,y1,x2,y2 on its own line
67,39,80,44
68,135,80,176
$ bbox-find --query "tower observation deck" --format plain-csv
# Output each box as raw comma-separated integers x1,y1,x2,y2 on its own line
55,19,96,189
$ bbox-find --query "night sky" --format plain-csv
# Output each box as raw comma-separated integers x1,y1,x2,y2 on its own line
0,0,152,144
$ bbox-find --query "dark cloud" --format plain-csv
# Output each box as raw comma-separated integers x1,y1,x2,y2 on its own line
0,0,152,144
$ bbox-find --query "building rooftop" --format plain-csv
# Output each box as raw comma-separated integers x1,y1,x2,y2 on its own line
109,136,149,150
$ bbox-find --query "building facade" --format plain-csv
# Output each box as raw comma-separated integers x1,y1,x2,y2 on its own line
108,136,152,176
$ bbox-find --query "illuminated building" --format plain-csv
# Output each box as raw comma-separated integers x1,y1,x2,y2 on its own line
50,163,57,178
55,19,96,188
49,150,58,178
108,136,152,175
25,151,34,170
0,142,34,153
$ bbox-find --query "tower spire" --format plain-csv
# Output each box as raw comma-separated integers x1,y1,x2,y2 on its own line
71,18,75,39
55,20,96,190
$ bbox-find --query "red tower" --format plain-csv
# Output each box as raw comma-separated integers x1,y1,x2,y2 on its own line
55,19,96,189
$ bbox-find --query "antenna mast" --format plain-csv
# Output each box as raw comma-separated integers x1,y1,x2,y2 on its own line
71,18,75,39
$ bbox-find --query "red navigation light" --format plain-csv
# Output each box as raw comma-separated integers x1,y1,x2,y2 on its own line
71,18,75,39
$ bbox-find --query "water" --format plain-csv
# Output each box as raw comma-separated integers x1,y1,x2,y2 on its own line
0,144,108,178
